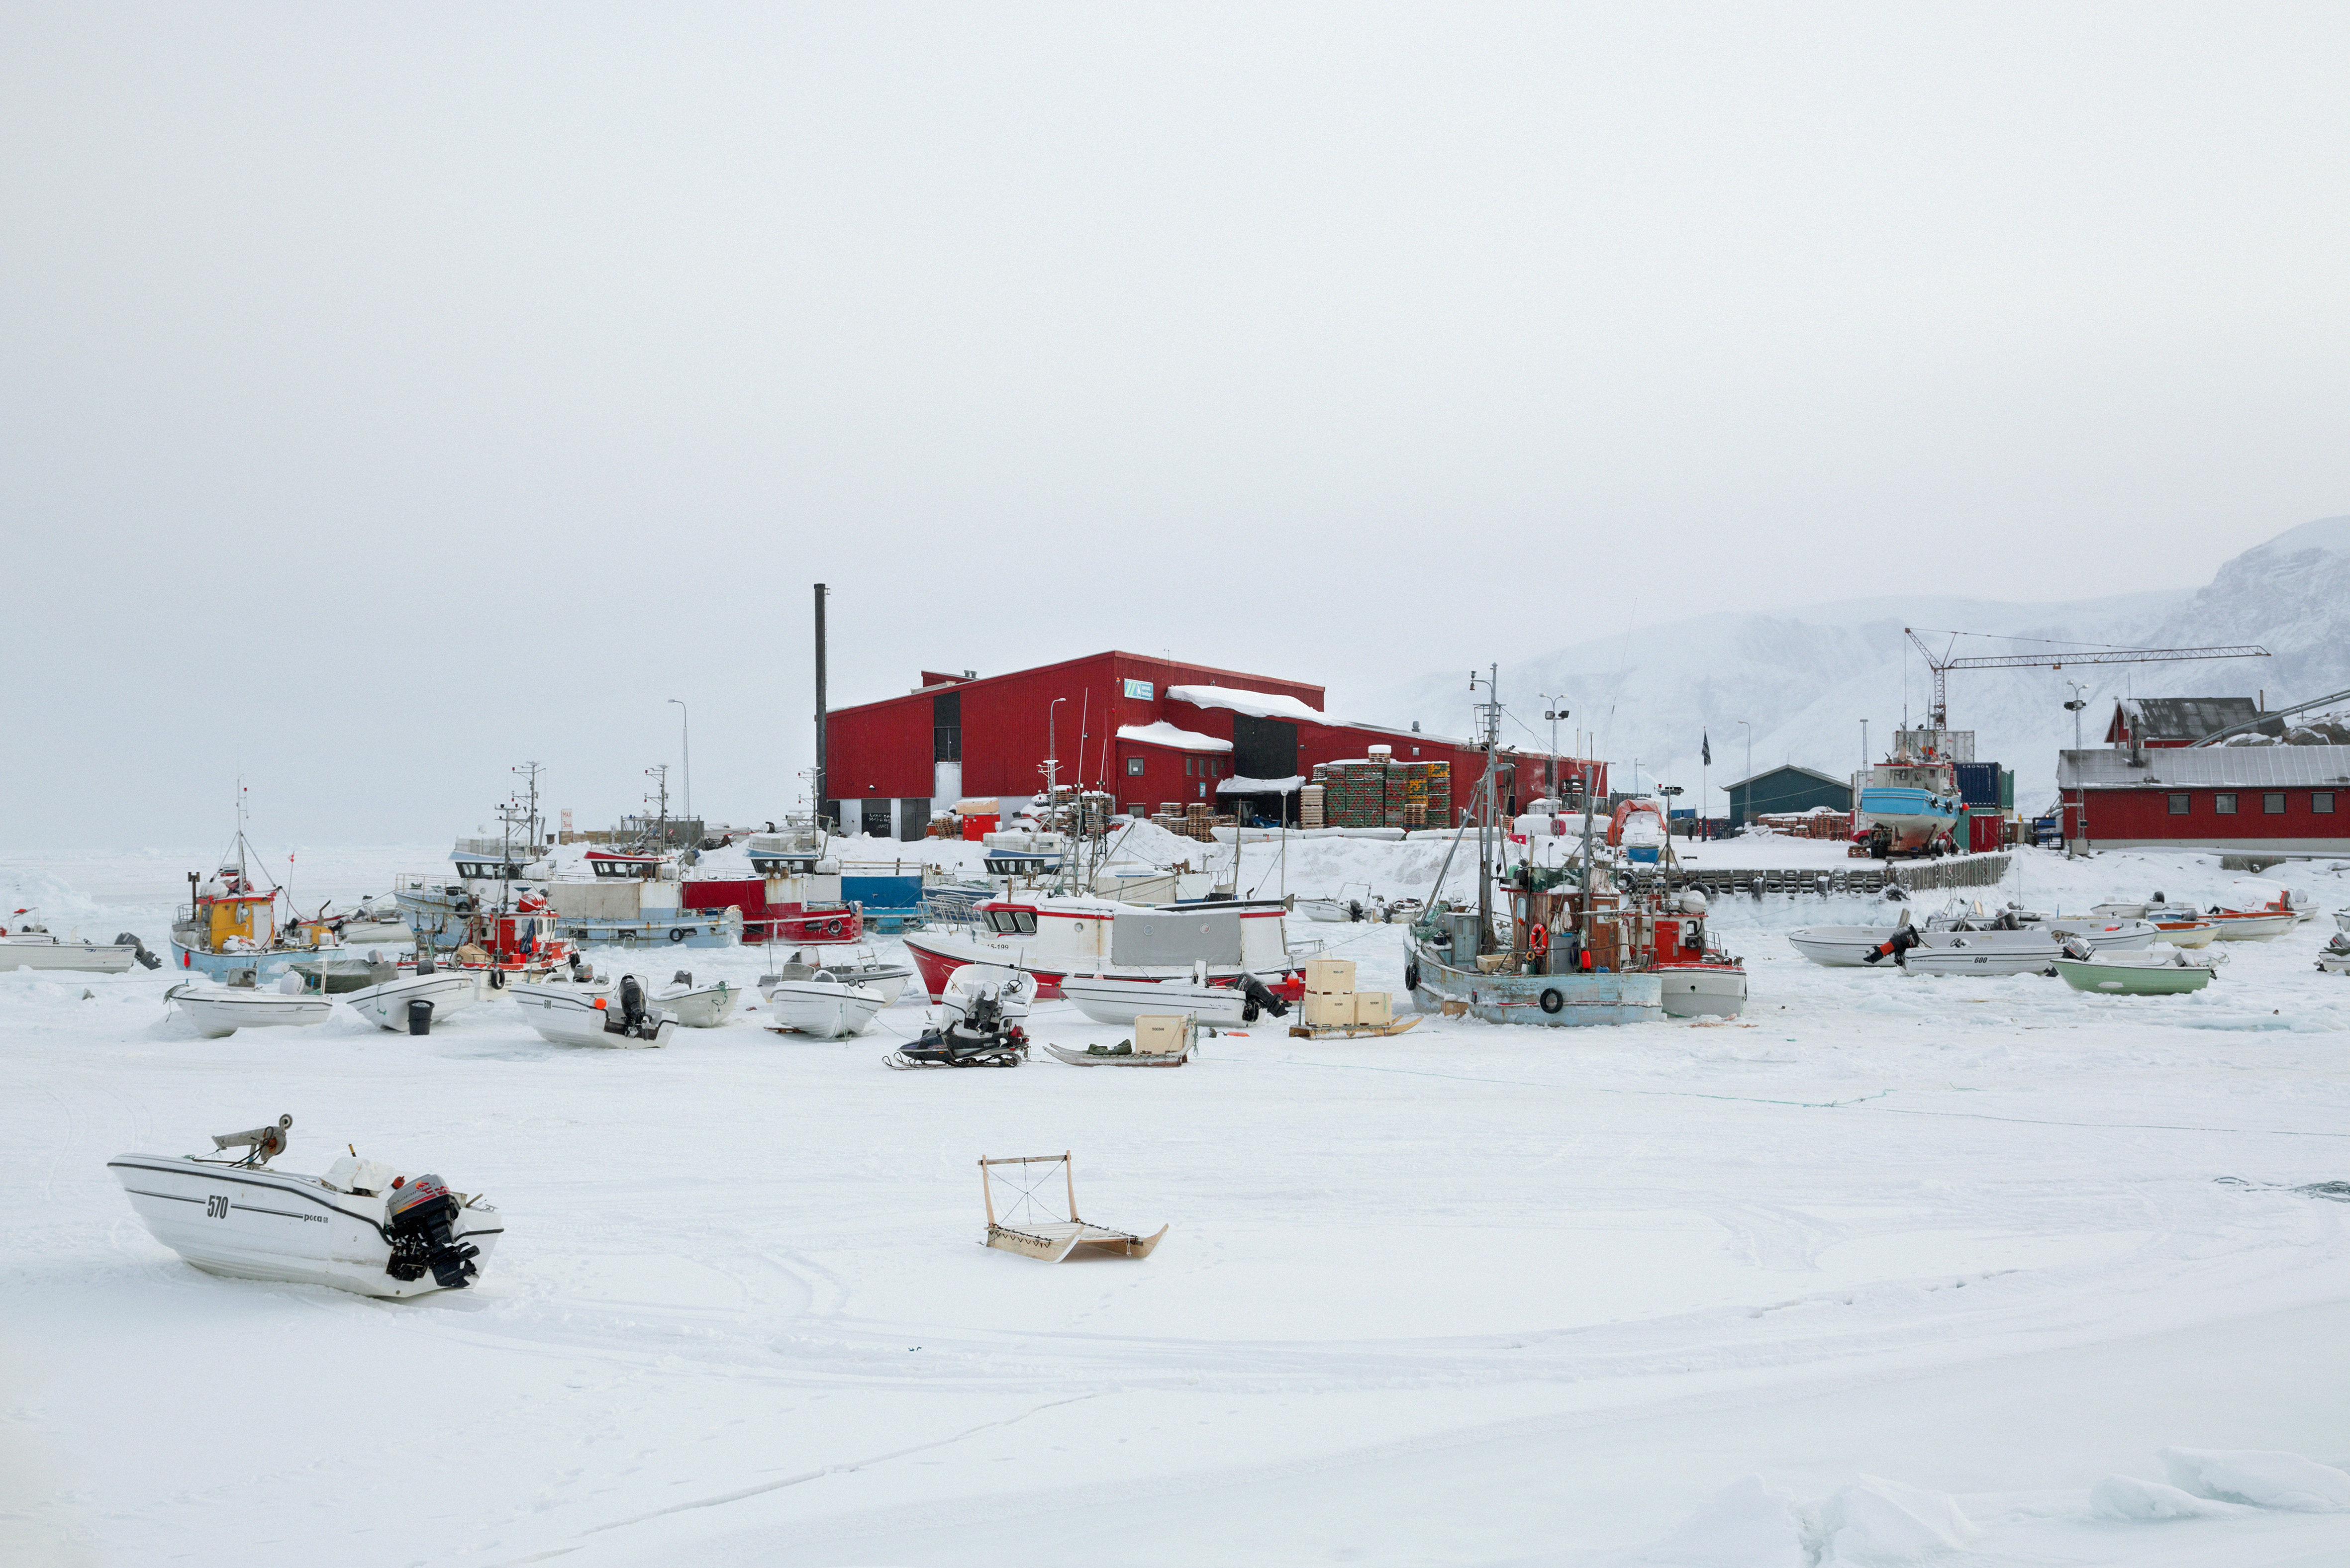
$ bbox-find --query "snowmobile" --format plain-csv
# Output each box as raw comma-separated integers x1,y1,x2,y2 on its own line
886,983,1029,1069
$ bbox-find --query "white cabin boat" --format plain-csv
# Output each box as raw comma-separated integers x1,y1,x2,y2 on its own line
108,1116,501,1298
1058,972,1266,1027
757,948,913,1007
649,972,742,1027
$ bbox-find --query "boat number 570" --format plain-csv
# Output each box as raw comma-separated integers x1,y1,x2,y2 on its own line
205,1195,230,1218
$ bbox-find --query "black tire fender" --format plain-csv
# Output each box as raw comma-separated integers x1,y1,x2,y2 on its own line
1404,959,1420,993
670,928,689,943
1539,987,1564,1015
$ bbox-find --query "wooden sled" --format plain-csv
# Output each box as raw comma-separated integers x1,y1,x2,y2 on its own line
980,1152,1165,1262
1287,1015,1421,1040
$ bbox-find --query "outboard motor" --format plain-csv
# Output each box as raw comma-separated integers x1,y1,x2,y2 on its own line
1862,926,1924,965
384,1174,480,1289
1234,972,1289,1021
617,975,647,1035
672,969,693,987
118,933,162,970
2060,936,2094,961
567,952,593,983
414,950,436,976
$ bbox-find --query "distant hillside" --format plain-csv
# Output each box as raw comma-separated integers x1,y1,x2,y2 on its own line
1369,519,2349,815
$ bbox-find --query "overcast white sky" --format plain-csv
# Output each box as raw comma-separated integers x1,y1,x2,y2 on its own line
6,4,2347,847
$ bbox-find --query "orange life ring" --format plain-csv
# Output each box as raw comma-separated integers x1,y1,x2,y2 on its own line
1526,922,1549,953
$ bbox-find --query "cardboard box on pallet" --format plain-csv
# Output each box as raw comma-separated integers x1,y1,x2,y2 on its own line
1352,991,1392,1026
1302,991,1356,1028
1304,958,1356,994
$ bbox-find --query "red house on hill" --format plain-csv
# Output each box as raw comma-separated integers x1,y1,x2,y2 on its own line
821,650,1600,839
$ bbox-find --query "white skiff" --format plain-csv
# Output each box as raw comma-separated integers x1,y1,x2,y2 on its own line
758,950,912,1007
1,930,154,973
651,976,742,1028
108,1122,501,1298
764,972,886,1038
165,979,332,1037
1059,974,1255,1026
510,984,676,1047
342,971,485,1032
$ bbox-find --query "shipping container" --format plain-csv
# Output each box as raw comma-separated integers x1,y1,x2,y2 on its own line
1954,762,2004,808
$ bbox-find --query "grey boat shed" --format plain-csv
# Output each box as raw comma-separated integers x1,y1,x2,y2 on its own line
1724,764,1854,828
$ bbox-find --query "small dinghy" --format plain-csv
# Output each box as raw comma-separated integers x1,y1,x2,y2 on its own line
652,970,741,1028
107,1114,501,1298
2055,938,2219,995
166,974,333,1037
512,974,675,1047
342,962,484,1033
758,948,912,1007
1060,969,1285,1027
2318,934,2350,975
765,970,886,1038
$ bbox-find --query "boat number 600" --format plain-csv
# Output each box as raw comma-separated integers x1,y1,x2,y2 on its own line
205,1194,230,1218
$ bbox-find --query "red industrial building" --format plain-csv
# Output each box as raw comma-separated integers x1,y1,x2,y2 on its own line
2102,697,2268,749
822,650,1600,839
2057,745,2350,853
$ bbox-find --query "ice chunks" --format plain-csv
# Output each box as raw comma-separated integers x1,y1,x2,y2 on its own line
1637,1476,1808,1568
1815,1476,1980,1565
2090,1474,2249,1521
2157,1447,2350,1512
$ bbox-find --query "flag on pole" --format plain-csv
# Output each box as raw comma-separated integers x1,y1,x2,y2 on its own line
1702,732,1711,766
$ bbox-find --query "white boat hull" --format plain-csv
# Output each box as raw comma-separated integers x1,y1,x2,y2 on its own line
510,987,676,1047
1059,975,1256,1027
107,1155,503,1298
0,936,140,973
1787,926,1902,967
651,982,742,1028
759,962,911,1008
1900,942,2057,976
165,984,332,1038
342,973,486,1032
2208,913,2298,941
1654,964,1748,1017
765,980,885,1038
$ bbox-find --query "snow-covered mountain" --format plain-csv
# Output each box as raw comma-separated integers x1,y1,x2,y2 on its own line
1370,518,2350,816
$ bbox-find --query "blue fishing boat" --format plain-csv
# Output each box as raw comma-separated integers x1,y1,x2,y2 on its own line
1857,752,1963,858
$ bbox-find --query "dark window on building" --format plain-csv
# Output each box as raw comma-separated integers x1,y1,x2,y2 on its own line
2215,793,2237,815
860,799,890,837
2167,793,2190,815
1126,756,1146,776
932,690,962,763
1184,757,1195,776
2316,792,2337,814
2263,792,2286,814
1126,802,1144,817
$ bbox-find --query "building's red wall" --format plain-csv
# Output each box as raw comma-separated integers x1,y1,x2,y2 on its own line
2066,786,2348,844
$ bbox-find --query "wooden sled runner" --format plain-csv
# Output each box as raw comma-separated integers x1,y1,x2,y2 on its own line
980,1152,1166,1262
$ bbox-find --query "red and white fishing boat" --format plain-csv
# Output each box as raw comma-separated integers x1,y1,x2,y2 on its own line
681,860,863,946
902,894,1308,1001
401,892,576,990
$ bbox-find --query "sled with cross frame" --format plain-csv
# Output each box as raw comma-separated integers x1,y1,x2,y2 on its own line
979,1151,1167,1262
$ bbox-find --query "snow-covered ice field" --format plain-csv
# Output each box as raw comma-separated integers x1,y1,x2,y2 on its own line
7,840,2350,1566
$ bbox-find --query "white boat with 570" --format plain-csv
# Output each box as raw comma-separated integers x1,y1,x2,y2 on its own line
511,975,676,1047
165,975,333,1037
763,970,887,1038
107,1114,501,1298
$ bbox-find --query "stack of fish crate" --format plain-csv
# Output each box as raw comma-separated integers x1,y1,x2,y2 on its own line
1297,957,1394,1033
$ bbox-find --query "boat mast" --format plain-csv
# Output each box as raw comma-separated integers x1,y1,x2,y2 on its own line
1471,665,1498,954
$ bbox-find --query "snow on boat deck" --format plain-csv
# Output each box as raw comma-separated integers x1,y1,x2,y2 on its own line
5,843,2350,1566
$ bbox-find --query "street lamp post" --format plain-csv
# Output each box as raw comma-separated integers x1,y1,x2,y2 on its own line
1045,698,1067,795
667,699,690,823
1541,694,1569,799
